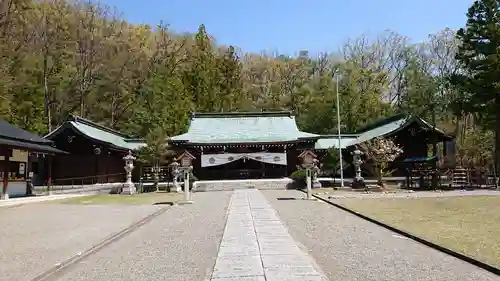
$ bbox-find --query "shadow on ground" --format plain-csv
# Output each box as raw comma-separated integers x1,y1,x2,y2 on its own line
276,197,300,201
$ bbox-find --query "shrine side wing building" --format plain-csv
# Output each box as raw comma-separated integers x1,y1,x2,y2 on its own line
43,115,146,184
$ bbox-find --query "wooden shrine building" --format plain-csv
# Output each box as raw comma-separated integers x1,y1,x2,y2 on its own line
43,116,145,185
313,114,454,177
170,112,319,180
0,119,66,199
351,114,453,158
170,111,454,181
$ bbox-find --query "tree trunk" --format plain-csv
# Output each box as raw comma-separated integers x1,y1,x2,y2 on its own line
42,10,51,132
377,167,383,186
43,55,51,132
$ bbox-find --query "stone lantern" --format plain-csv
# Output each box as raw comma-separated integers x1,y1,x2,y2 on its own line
169,161,181,193
351,147,365,189
122,150,136,195
176,150,195,203
300,150,315,167
298,150,318,200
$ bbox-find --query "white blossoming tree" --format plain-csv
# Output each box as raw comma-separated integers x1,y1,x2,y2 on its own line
359,136,403,186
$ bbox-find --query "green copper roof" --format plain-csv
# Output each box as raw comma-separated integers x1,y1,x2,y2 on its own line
45,116,146,151
170,111,319,144
350,115,452,146
314,115,453,150
354,117,408,144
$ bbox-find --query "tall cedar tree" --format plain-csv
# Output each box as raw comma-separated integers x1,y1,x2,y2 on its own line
217,45,244,111
454,0,500,169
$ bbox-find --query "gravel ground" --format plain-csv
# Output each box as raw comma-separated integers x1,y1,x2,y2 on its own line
0,203,162,281
262,190,500,281
52,191,232,281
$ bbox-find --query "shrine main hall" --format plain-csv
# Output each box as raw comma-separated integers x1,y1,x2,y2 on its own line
169,111,319,180
168,111,452,181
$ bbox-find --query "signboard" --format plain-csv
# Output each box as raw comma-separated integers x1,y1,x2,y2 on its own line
19,163,25,176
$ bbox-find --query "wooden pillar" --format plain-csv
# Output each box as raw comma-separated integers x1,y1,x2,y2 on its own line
94,151,99,184
2,158,8,199
26,154,32,196
47,155,53,194
443,141,447,157
260,157,264,178
1,148,11,199
284,145,288,177
106,152,110,183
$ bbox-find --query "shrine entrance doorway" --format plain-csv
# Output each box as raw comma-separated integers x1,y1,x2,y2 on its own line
200,152,288,180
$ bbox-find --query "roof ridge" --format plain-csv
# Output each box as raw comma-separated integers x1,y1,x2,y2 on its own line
192,111,294,119
318,134,359,138
67,115,129,138
125,138,146,142
355,113,409,133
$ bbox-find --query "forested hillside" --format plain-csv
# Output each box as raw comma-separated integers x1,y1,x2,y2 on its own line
0,0,497,167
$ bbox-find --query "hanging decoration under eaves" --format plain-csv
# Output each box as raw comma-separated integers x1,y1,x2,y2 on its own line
201,152,287,167
187,143,301,149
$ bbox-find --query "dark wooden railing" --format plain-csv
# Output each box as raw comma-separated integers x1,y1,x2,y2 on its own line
405,167,497,190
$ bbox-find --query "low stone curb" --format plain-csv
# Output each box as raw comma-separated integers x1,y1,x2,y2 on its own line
30,205,171,281
306,191,500,276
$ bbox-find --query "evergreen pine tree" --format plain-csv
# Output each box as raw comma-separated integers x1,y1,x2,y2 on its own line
453,0,500,169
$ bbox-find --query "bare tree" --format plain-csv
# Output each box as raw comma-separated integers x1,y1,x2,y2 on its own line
342,31,410,103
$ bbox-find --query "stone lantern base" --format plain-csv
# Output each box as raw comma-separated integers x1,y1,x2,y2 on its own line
313,180,322,188
122,182,137,195
173,181,182,193
351,177,365,189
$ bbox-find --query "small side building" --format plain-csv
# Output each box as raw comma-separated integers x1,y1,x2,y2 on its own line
313,114,454,177
43,116,145,185
351,114,453,156
0,119,66,198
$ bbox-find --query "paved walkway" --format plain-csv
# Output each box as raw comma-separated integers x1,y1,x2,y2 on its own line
211,189,327,281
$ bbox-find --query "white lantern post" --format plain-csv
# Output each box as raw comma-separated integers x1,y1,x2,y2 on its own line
122,150,136,195
299,150,317,200
177,150,195,204
351,148,365,188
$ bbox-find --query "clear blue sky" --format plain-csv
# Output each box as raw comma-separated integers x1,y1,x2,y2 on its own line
101,0,474,55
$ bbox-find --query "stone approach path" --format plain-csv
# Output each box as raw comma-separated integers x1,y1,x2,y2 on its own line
211,189,328,281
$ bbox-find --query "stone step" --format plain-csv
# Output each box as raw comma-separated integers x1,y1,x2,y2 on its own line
193,179,293,192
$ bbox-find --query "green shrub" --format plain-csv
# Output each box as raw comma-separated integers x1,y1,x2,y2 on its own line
289,169,307,186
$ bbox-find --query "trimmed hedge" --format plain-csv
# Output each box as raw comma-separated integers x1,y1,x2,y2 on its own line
289,169,307,189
